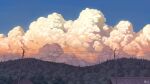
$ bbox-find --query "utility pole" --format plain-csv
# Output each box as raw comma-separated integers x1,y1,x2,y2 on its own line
113,48,119,84
21,47,25,59
113,48,116,59
17,39,26,84
19,39,26,59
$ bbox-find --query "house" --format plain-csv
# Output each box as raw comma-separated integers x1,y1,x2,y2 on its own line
111,77,150,84
12,79,33,84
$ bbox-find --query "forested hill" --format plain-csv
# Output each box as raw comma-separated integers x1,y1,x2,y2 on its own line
0,58,150,84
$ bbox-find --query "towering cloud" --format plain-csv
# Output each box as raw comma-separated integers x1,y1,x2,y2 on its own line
0,8,149,66
104,21,135,50
123,24,150,57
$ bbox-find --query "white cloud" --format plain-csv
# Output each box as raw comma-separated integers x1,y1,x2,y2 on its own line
0,8,149,66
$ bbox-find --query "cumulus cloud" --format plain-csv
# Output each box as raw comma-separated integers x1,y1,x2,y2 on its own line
123,24,150,57
104,21,135,50
0,8,149,66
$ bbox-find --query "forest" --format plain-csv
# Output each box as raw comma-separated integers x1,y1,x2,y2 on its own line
0,58,150,84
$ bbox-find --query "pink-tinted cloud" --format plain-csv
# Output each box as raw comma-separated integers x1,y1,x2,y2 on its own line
0,8,150,66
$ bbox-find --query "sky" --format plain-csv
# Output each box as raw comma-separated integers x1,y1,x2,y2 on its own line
0,0,150,34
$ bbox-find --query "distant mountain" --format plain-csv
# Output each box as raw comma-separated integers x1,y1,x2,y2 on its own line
0,58,150,84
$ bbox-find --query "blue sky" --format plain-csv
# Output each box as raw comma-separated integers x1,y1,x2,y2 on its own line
0,0,150,34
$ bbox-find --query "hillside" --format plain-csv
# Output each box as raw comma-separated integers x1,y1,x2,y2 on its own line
0,58,150,84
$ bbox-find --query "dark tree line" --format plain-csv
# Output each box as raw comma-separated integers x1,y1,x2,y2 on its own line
0,58,150,84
